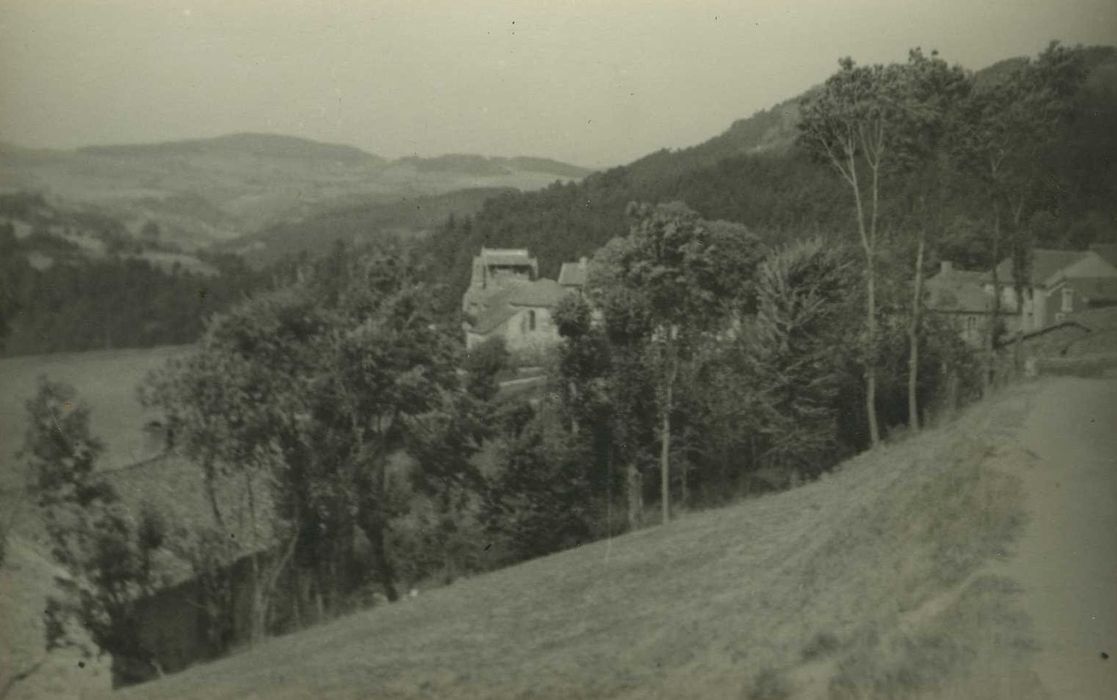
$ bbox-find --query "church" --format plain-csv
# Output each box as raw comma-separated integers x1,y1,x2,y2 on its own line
461,247,588,353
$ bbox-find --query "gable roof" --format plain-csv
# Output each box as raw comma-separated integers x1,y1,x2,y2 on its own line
992,249,1091,287
1050,275,1117,300
478,248,535,268
508,278,567,307
1090,243,1117,268
558,261,588,287
926,266,997,314
466,279,570,335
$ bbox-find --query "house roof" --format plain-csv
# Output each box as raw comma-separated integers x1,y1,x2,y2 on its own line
558,261,588,287
992,249,1090,287
508,278,567,307
478,248,535,268
1090,243,1117,268
1050,275,1117,300
926,267,996,314
1066,305,1117,331
466,279,570,335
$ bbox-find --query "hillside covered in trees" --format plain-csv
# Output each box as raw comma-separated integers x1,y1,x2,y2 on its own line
425,44,1117,311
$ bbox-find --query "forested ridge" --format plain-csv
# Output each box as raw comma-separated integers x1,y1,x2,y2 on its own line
425,45,1117,310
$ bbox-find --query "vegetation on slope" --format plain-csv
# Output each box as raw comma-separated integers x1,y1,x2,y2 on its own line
226,187,515,268
424,44,1117,312
127,381,1042,700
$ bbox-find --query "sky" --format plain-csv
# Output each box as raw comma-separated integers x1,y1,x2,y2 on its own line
1,1,1115,168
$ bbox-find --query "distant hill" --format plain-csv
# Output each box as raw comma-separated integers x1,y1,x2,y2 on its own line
397,154,592,179
0,133,593,251
224,187,515,267
79,132,385,165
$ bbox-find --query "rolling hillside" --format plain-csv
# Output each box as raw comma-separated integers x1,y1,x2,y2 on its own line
0,133,592,251
103,376,1117,700
424,45,1117,306
223,187,515,267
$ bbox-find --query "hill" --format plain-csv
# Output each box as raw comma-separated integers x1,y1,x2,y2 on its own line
0,133,592,251
223,187,516,268
424,46,1117,310
104,376,1117,699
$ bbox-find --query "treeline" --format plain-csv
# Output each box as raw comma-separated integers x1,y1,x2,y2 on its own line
21,204,977,686
0,222,261,355
425,44,1117,312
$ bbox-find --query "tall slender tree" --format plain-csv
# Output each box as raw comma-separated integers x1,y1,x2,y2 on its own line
798,58,907,445
891,49,971,429
954,42,1088,380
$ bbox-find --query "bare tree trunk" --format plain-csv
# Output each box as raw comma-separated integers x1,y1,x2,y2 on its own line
865,267,880,445
625,463,642,530
659,382,672,525
908,231,926,430
370,518,399,602
659,327,679,525
680,459,688,511
847,148,881,446
986,208,1002,393
1010,199,1028,376
251,525,298,642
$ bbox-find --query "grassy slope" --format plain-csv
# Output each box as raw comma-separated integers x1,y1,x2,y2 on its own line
0,345,189,490
0,347,188,700
126,380,1057,700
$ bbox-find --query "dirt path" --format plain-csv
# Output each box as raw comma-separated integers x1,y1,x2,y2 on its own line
1003,377,1117,698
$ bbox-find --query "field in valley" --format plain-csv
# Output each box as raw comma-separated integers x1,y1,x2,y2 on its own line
0,345,189,489
1,346,192,700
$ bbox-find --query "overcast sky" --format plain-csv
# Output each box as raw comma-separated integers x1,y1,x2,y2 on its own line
1,1,1115,167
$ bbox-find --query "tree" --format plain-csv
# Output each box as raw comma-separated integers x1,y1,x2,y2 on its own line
954,42,1089,381
890,49,972,429
553,293,644,530
145,241,463,633
484,403,596,561
798,57,908,445
140,220,161,243
743,239,858,477
462,336,509,402
22,378,169,687
587,202,758,523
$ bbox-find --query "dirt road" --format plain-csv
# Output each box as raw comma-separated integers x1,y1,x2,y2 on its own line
1003,376,1117,698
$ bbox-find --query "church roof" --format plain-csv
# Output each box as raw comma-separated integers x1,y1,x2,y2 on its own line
558,261,588,287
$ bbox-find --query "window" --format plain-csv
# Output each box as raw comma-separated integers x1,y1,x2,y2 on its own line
1061,287,1073,313
528,309,536,332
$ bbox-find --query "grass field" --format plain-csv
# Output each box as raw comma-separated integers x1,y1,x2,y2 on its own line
1,346,191,700
117,379,1072,700
0,345,189,491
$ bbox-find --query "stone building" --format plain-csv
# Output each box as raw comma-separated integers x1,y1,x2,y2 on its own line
461,247,586,353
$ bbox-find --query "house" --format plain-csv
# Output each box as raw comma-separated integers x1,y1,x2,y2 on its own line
925,261,1017,346
558,257,589,292
461,247,587,352
1090,243,1117,268
987,248,1117,331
